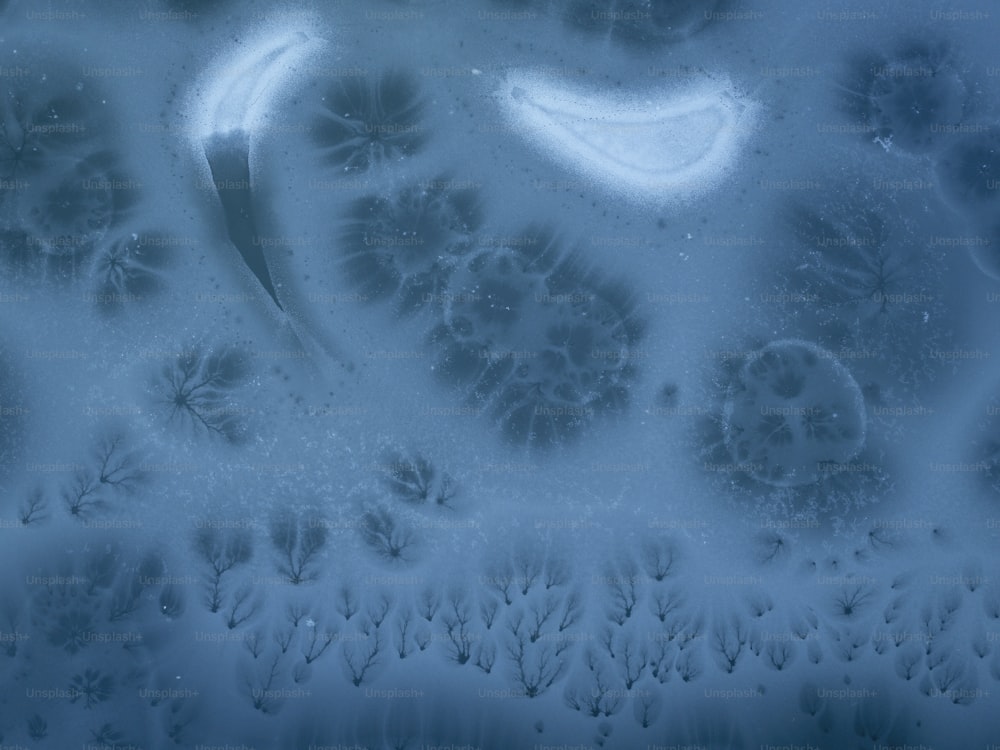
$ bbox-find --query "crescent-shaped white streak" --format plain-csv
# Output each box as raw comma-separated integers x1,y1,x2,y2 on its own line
187,27,324,141
498,71,760,205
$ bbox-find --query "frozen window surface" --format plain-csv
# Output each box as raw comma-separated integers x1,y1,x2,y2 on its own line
1,0,998,747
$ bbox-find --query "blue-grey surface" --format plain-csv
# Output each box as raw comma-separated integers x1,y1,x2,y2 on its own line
1,0,999,747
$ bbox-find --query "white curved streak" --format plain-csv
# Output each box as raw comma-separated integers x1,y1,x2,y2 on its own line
497,70,760,205
188,26,324,141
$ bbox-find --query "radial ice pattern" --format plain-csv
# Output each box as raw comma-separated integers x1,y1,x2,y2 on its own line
723,340,867,488
496,70,758,204
428,228,644,450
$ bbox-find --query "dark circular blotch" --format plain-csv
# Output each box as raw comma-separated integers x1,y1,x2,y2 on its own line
429,227,644,450
839,41,969,154
91,231,176,315
0,56,111,184
312,70,426,174
723,340,867,488
935,127,1000,217
337,176,482,316
4,150,138,283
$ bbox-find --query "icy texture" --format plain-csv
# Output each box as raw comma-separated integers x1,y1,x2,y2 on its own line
0,1,998,748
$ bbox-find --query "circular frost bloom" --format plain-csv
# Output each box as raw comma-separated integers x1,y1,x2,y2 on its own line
723,339,867,488
90,230,175,315
429,228,644,449
935,126,1000,217
840,40,968,154
337,176,482,316
311,69,427,173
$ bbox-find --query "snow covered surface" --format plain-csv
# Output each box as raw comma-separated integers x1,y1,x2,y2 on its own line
1,0,999,748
